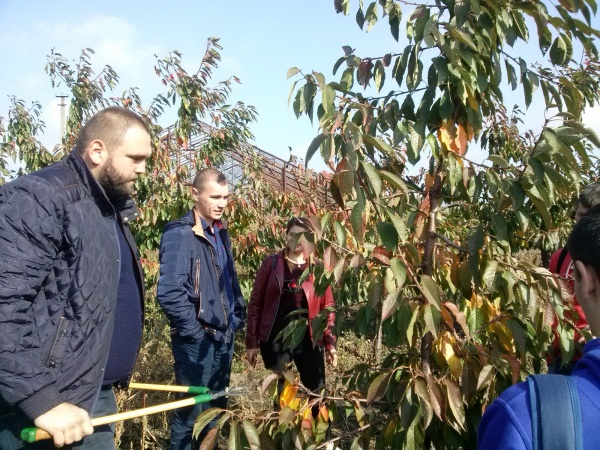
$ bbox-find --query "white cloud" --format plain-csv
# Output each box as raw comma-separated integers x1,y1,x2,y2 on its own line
31,15,162,91
583,104,600,136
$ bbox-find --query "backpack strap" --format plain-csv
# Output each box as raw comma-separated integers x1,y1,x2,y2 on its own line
556,246,569,275
528,374,583,450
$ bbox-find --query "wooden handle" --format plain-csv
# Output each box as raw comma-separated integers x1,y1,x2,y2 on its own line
21,393,213,443
128,381,210,395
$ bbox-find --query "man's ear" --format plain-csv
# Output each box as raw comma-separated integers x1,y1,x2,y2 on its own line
574,260,598,298
191,187,198,201
85,139,107,168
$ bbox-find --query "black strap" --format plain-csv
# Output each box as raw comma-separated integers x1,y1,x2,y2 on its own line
528,374,583,450
556,247,569,274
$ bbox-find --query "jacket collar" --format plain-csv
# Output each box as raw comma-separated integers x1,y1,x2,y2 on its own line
191,208,228,237
66,150,140,221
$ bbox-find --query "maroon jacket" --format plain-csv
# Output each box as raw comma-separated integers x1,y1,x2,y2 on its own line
245,251,336,351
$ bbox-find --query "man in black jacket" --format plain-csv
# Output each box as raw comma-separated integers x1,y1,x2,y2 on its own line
0,106,151,449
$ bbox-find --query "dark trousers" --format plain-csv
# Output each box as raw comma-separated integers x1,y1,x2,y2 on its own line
260,332,326,403
0,385,117,450
170,333,233,450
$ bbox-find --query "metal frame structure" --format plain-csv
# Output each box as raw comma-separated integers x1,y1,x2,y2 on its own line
160,123,331,206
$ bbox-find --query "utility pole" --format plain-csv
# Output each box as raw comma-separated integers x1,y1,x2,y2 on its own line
56,94,67,140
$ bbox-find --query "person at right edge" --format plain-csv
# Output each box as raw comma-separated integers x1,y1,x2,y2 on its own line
245,217,337,414
548,183,600,374
478,204,600,449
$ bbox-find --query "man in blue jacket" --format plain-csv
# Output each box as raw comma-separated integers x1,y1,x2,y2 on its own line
478,205,600,449
0,106,151,449
157,168,246,450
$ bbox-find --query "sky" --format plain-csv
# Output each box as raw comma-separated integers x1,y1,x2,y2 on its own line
0,0,599,173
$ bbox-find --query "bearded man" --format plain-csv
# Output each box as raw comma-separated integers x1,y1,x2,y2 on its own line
0,106,151,449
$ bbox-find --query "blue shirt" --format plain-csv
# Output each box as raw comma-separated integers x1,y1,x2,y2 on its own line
200,218,235,332
478,338,600,449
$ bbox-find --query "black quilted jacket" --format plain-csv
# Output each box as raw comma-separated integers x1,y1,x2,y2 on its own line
0,150,144,421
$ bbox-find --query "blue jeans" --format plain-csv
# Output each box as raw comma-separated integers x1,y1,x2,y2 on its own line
0,385,117,450
170,333,233,450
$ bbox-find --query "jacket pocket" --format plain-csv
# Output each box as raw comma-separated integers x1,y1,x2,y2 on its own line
45,317,73,370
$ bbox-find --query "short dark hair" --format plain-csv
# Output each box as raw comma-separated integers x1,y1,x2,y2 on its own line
567,204,600,272
578,183,600,209
76,106,150,155
286,217,313,233
192,168,227,192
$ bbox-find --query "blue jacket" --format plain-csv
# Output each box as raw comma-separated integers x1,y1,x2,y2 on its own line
156,210,246,342
478,338,600,449
0,151,144,420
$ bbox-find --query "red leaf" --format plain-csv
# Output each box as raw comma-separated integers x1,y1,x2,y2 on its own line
323,246,337,273
426,373,446,421
501,354,522,385
372,246,392,265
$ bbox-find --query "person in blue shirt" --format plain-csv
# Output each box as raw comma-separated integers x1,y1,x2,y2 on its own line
157,168,246,450
478,204,600,449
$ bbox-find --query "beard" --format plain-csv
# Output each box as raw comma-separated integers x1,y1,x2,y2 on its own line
97,157,135,200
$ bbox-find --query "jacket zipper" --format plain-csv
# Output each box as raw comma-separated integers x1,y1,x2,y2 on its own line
266,264,283,342
45,317,66,368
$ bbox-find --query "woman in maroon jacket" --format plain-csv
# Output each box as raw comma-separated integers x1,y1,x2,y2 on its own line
245,217,337,398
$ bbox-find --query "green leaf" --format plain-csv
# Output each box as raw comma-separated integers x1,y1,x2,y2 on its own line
334,221,347,248
242,420,261,450
333,56,346,75
361,160,382,197
505,60,517,90
377,221,399,250
477,365,495,391
356,6,366,29
389,9,401,41
193,407,224,441
486,155,509,168
351,200,366,244
420,274,441,309
406,304,419,343
228,420,241,450
444,379,466,430
374,59,385,92
549,35,568,65
287,80,298,108
386,210,408,242
362,133,395,157
322,84,336,115
380,170,407,193
367,371,393,405
390,257,407,288
305,133,327,166
287,67,300,79
422,303,440,338
312,71,325,88
491,213,509,247
340,68,355,92
365,1,379,31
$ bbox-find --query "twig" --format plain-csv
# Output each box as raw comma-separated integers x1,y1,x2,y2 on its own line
431,231,469,253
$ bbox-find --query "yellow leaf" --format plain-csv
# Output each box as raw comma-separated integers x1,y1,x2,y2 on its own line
491,322,515,353
466,87,479,110
279,382,299,408
437,121,455,150
288,396,301,410
448,354,463,379
303,407,313,420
